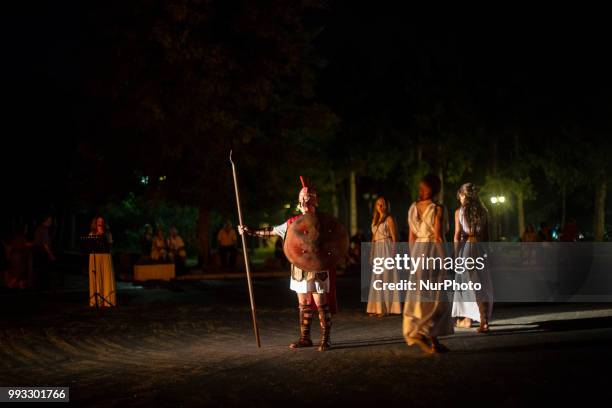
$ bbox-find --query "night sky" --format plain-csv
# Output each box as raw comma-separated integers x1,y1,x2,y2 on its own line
4,2,611,239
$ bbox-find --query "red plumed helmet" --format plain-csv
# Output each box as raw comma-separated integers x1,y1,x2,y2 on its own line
298,176,318,207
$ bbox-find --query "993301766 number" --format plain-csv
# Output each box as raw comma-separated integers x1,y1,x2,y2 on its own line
1,387,69,402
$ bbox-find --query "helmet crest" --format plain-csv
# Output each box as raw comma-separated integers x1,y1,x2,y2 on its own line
298,176,318,209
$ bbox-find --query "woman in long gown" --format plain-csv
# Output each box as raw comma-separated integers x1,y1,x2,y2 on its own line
452,183,493,332
403,174,454,353
367,197,402,316
88,216,116,307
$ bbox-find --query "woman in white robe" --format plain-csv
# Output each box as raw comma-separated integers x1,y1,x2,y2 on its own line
452,183,493,332
403,174,454,353
367,197,402,316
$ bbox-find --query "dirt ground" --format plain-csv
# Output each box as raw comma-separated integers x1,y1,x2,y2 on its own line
1,276,611,407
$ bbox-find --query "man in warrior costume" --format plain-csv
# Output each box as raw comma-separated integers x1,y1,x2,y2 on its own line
238,177,337,351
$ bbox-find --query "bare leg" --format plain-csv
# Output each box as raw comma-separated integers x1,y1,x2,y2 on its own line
477,302,490,333
311,293,327,307
457,317,472,328
297,293,312,306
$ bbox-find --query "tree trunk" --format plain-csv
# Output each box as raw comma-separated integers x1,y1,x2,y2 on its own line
70,213,76,251
489,136,498,176
197,205,210,266
330,170,339,218
593,175,607,242
517,190,525,238
437,142,444,204
560,183,567,228
57,211,66,252
341,179,349,234
349,170,357,236
413,144,423,200
491,206,498,241
438,166,444,204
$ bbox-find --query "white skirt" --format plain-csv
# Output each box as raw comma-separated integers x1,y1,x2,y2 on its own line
452,300,481,322
289,266,330,294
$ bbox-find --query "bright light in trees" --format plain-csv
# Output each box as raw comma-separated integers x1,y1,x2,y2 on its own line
490,195,506,204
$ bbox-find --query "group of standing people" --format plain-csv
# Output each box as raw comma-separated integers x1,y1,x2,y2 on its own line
1,214,115,309
366,174,493,354
521,219,580,243
1,215,57,290
237,174,493,354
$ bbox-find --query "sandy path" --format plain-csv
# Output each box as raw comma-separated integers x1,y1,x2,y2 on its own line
1,277,611,406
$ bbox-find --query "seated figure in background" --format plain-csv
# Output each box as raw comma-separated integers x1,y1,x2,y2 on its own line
168,227,187,275
151,228,167,261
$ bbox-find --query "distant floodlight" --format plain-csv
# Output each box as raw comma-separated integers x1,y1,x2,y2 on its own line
490,197,498,204
498,196,506,203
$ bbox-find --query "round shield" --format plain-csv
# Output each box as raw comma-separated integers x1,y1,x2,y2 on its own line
284,212,349,272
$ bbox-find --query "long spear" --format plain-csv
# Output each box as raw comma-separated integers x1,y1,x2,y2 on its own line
229,150,261,347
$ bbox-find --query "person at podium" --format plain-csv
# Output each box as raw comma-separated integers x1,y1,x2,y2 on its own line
88,216,116,307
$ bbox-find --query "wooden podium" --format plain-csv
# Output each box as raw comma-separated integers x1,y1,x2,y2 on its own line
133,263,175,281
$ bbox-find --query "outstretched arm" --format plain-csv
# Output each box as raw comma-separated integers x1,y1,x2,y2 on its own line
454,209,461,257
239,221,289,239
238,225,275,238
453,209,461,243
